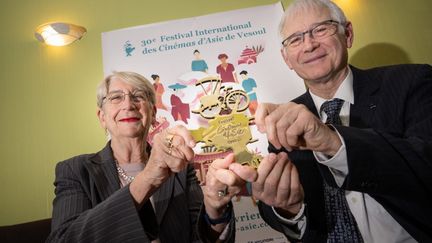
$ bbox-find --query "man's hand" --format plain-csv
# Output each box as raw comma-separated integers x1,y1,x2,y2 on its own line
252,152,304,218
255,102,342,156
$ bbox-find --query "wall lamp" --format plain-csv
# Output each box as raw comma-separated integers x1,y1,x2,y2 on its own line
35,22,86,46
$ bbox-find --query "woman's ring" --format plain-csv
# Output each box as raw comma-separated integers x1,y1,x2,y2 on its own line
217,186,228,198
165,134,174,155
166,134,174,147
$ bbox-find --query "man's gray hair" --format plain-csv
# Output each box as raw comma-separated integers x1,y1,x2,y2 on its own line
96,71,156,108
279,0,347,37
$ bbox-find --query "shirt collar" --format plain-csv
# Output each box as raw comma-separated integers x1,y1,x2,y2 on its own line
309,67,354,113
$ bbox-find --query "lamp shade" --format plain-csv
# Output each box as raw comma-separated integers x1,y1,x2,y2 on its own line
35,22,86,46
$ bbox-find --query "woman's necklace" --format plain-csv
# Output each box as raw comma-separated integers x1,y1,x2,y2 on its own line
115,160,135,184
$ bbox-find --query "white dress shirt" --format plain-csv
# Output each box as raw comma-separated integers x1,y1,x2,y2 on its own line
274,68,416,243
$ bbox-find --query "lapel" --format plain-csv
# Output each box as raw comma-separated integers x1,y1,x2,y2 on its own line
295,66,381,128
349,65,381,128
152,175,175,224
293,89,319,117
85,142,176,223
145,145,176,224
86,142,121,201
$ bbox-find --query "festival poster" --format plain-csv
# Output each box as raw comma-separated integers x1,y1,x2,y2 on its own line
102,2,305,242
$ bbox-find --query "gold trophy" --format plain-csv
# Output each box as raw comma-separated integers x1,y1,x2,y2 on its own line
190,76,261,168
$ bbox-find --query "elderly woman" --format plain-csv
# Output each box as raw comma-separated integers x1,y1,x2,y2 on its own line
46,72,256,242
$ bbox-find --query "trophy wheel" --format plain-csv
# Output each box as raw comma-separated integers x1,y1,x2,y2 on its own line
225,90,249,112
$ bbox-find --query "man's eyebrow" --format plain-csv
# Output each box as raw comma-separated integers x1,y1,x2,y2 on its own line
107,89,123,94
286,20,332,37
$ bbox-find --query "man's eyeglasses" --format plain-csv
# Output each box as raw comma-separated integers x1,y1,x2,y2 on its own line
282,20,342,49
103,90,148,105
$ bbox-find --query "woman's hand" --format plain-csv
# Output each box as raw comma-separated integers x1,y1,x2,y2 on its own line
203,154,257,231
130,125,195,206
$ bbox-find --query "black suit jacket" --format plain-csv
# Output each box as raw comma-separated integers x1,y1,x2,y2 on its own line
259,64,432,242
46,143,235,243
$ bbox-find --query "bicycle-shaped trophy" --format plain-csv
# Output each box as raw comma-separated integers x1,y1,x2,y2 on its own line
192,76,250,119
190,76,261,177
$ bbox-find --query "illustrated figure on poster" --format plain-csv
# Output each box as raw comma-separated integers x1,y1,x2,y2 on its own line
191,49,208,72
216,53,238,83
237,45,265,65
151,74,168,110
168,83,190,124
240,70,258,115
123,41,135,57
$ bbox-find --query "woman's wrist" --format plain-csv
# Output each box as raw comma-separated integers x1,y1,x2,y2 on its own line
204,203,232,225
129,172,158,208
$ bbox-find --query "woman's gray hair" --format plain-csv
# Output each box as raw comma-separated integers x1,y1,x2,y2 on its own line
279,0,347,37
96,71,156,108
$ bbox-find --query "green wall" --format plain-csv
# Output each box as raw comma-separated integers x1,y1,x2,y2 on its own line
0,0,431,226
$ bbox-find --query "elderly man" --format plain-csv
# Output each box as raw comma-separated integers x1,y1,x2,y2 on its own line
248,0,432,242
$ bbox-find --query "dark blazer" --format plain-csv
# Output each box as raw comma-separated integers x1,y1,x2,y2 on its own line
258,64,432,242
46,143,235,243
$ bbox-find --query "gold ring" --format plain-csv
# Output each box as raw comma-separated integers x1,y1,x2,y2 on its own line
165,134,174,148
166,134,174,155
217,186,228,197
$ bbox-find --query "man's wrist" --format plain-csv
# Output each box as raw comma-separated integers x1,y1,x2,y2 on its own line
272,203,307,239
274,203,303,219
324,125,342,156
272,203,306,224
